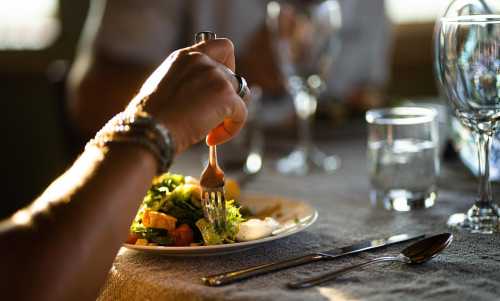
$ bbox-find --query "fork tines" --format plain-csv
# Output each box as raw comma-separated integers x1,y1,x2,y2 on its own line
202,186,226,230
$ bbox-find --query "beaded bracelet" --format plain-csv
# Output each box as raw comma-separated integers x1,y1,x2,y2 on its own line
87,109,175,175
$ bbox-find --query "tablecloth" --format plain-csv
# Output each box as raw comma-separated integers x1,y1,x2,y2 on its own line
98,123,500,301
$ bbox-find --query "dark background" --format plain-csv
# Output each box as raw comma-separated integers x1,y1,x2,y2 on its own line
0,1,439,218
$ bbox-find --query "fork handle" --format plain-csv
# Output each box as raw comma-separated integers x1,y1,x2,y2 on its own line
209,145,217,167
201,253,326,286
287,256,400,289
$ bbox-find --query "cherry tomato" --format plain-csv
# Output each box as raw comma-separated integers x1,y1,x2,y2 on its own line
125,233,139,244
172,224,194,246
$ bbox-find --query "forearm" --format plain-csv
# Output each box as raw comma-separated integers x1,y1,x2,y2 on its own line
67,54,155,140
0,35,246,299
0,144,156,300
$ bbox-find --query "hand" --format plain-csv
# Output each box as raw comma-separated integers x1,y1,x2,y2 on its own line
130,38,248,154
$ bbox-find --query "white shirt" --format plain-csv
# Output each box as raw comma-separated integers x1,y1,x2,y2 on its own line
92,0,391,99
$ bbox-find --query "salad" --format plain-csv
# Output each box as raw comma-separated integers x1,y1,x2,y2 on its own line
126,173,277,247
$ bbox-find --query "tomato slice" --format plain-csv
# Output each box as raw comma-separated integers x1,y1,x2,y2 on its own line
172,224,194,246
125,233,139,244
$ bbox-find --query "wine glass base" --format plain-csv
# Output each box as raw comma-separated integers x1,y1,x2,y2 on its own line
448,204,500,234
276,146,340,175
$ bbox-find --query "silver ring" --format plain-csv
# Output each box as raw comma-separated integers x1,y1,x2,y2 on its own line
195,31,216,43
234,74,248,98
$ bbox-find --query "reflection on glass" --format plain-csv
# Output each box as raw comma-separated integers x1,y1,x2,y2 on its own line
436,11,500,233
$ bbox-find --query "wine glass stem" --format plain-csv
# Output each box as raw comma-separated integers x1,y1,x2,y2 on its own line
299,113,312,154
294,90,317,154
476,132,492,204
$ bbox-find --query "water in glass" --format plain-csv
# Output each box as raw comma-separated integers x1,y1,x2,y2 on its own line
366,107,439,211
370,139,437,191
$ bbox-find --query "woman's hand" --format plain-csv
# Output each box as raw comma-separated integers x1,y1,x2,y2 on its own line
133,38,248,154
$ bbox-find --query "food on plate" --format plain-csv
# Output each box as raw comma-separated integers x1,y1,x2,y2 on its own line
127,172,281,247
142,210,177,231
195,200,245,245
171,224,194,246
236,217,280,242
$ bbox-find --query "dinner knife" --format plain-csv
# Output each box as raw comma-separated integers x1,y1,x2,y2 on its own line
201,233,425,286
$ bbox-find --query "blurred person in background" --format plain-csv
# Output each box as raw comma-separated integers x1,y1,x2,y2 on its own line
68,0,392,141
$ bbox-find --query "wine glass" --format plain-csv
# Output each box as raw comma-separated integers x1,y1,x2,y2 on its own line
436,13,500,233
266,0,342,175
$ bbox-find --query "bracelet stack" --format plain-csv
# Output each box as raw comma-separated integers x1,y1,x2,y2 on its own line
87,109,175,175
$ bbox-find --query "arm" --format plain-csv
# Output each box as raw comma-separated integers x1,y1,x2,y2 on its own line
0,144,156,301
67,0,185,139
67,53,154,140
1,38,246,300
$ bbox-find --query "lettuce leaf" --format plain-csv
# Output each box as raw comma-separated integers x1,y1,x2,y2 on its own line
195,219,223,245
131,173,245,246
195,200,245,245
130,224,173,246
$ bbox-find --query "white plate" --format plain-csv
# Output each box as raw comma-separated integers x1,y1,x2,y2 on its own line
123,194,318,256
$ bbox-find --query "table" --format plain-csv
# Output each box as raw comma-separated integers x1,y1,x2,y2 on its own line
98,122,500,301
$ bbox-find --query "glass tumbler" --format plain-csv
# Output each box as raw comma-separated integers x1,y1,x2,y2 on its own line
366,107,440,211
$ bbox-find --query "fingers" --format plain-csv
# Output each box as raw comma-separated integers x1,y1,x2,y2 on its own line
182,54,249,104
215,63,251,105
182,52,250,138
188,38,236,72
206,96,248,146
139,38,248,150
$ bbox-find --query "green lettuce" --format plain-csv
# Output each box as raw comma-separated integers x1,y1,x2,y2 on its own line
161,184,203,228
130,173,246,246
195,200,245,245
130,224,173,246
135,172,203,228
131,173,203,243
195,219,223,245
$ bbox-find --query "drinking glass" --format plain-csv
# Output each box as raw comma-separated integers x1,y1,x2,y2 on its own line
436,14,500,233
366,107,440,212
266,0,342,175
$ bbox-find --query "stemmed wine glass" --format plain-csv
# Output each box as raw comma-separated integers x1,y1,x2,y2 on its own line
266,0,342,175
436,12,500,233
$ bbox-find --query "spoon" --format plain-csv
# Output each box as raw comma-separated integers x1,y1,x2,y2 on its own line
288,233,453,289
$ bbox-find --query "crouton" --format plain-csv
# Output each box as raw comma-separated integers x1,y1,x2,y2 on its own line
142,210,177,232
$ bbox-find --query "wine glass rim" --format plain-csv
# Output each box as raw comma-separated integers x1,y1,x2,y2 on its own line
365,107,437,125
441,14,500,24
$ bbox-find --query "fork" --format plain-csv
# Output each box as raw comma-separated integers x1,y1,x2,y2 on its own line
200,144,226,230
197,31,227,230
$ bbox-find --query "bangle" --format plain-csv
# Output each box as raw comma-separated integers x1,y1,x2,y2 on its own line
86,109,175,175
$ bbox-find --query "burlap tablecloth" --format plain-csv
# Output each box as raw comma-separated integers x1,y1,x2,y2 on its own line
98,125,500,301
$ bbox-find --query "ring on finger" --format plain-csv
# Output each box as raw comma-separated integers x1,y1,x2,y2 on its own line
234,74,249,99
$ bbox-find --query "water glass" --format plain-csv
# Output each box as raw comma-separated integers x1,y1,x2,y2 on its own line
401,100,450,157
366,107,439,211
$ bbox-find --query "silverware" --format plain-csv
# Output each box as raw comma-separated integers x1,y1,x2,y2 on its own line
288,233,452,289
201,233,425,286
197,31,227,230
